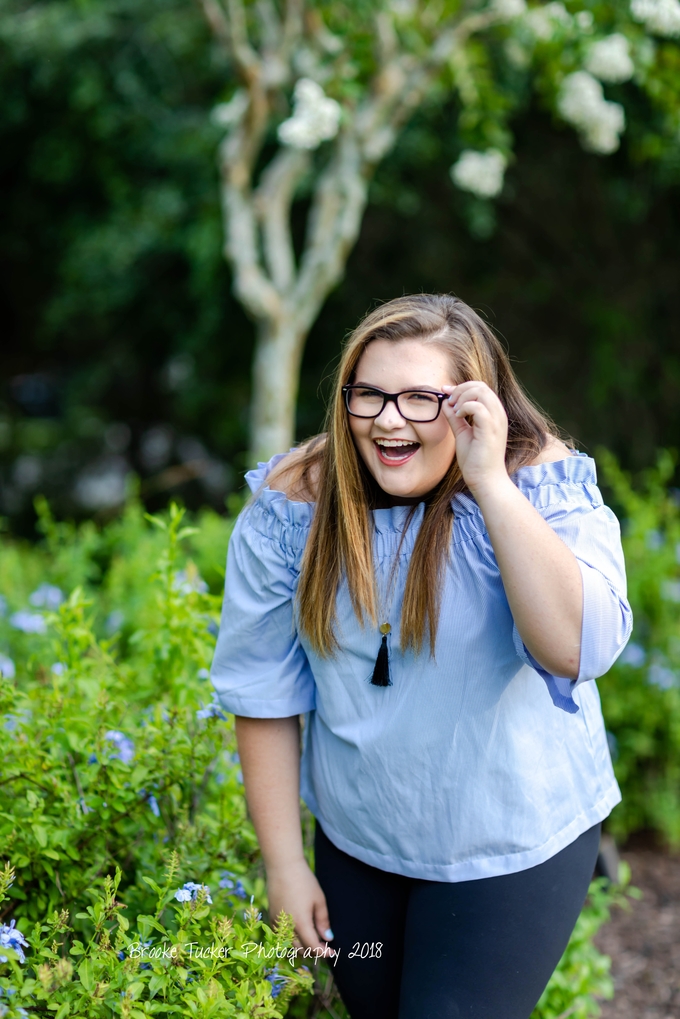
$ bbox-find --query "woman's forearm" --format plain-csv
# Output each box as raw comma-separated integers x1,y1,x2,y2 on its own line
473,475,583,680
234,715,306,873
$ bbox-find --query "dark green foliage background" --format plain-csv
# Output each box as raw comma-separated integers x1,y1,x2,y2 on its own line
1,0,679,535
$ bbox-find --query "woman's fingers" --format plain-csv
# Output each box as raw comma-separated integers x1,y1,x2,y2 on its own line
451,398,491,421
267,864,336,958
313,896,334,946
444,382,501,415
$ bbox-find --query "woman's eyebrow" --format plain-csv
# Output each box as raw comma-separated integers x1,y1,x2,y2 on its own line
352,382,443,391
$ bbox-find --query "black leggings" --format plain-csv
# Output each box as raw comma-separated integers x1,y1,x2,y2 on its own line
314,820,601,1019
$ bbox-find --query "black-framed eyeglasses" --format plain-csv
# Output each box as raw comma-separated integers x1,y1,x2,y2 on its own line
342,385,448,423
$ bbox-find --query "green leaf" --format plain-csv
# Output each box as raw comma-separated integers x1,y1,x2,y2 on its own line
148,973,167,999
78,958,95,992
142,877,163,895
31,824,48,847
55,1004,71,1019
127,981,145,1000
136,915,169,936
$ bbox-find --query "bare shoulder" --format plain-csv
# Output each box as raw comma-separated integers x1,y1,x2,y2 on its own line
528,435,575,466
266,448,321,503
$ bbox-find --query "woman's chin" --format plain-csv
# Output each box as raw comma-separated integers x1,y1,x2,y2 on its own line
373,472,430,502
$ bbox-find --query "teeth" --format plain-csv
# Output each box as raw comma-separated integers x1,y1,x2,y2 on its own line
375,439,418,447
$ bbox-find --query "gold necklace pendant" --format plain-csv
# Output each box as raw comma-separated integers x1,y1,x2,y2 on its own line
379,622,391,635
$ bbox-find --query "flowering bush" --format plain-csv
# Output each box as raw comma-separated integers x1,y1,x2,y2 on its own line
597,449,680,846
0,857,313,1017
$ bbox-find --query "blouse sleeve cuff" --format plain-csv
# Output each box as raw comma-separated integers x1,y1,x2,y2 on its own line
211,684,316,719
512,559,633,714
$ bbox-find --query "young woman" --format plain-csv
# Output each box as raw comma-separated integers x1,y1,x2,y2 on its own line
211,294,632,1019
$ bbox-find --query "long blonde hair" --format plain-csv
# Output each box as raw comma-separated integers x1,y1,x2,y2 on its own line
268,294,559,656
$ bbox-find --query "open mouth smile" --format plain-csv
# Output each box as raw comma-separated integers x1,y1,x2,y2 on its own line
373,438,421,465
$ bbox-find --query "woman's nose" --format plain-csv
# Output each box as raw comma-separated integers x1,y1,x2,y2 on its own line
374,399,406,428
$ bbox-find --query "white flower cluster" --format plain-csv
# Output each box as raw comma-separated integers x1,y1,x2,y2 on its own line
524,1,572,40
211,90,249,130
557,71,626,153
278,78,341,150
585,33,635,82
450,149,507,199
492,0,527,21
631,0,680,36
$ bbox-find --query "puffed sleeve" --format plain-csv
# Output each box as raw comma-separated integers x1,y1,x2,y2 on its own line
510,456,633,714
210,456,317,718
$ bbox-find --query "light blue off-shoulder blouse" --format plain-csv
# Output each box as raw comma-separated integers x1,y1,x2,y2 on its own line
211,451,632,882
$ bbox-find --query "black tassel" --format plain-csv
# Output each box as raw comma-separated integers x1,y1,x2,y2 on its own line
371,631,392,687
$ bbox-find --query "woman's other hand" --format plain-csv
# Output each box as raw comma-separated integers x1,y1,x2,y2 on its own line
267,859,336,956
234,715,335,957
441,381,509,498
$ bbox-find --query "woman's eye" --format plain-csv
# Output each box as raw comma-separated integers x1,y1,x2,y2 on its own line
405,392,437,403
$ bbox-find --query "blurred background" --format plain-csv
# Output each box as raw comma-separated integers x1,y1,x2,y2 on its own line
1,0,679,537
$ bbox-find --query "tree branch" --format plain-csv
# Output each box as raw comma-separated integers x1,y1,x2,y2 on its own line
196,0,231,51
254,147,310,292
226,0,261,78
293,132,369,330
219,123,282,322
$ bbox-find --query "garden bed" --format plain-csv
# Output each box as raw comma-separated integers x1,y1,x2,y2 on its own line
595,838,680,1019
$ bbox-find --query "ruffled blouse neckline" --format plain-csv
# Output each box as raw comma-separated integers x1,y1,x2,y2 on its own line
244,449,597,533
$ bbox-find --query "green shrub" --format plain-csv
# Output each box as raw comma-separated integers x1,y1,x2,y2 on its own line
597,449,680,846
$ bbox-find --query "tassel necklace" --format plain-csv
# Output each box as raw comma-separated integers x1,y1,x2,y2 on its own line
371,622,392,687
370,558,400,688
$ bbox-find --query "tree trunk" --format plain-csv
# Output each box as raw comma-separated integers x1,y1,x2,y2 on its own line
250,316,307,464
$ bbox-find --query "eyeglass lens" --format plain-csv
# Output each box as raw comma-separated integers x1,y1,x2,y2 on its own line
346,388,441,422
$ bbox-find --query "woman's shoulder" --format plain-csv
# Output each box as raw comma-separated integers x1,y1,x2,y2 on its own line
263,442,322,503
238,443,322,550
527,436,575,467
453,439,601,523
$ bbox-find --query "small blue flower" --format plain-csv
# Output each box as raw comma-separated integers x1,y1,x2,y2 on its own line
140,962,151,970
173,570,208,595
206,619,219,637
197,668,210,680
196,696,227,721
29,584,64,610
88,753,98,765
265,965,287,998
618,642,646,668
220,872,247,898
117,950,126,961
51,662,66,676
105,610,125,634
0,655,15,680
174,882,212,904
9,611,46,634
104,730,135,764
0,920,29,964
647,663,678,690
148,795,161,818
3,709,31,733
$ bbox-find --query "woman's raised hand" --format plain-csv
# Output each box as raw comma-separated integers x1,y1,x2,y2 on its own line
266,859,336,958
441,382,509,497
